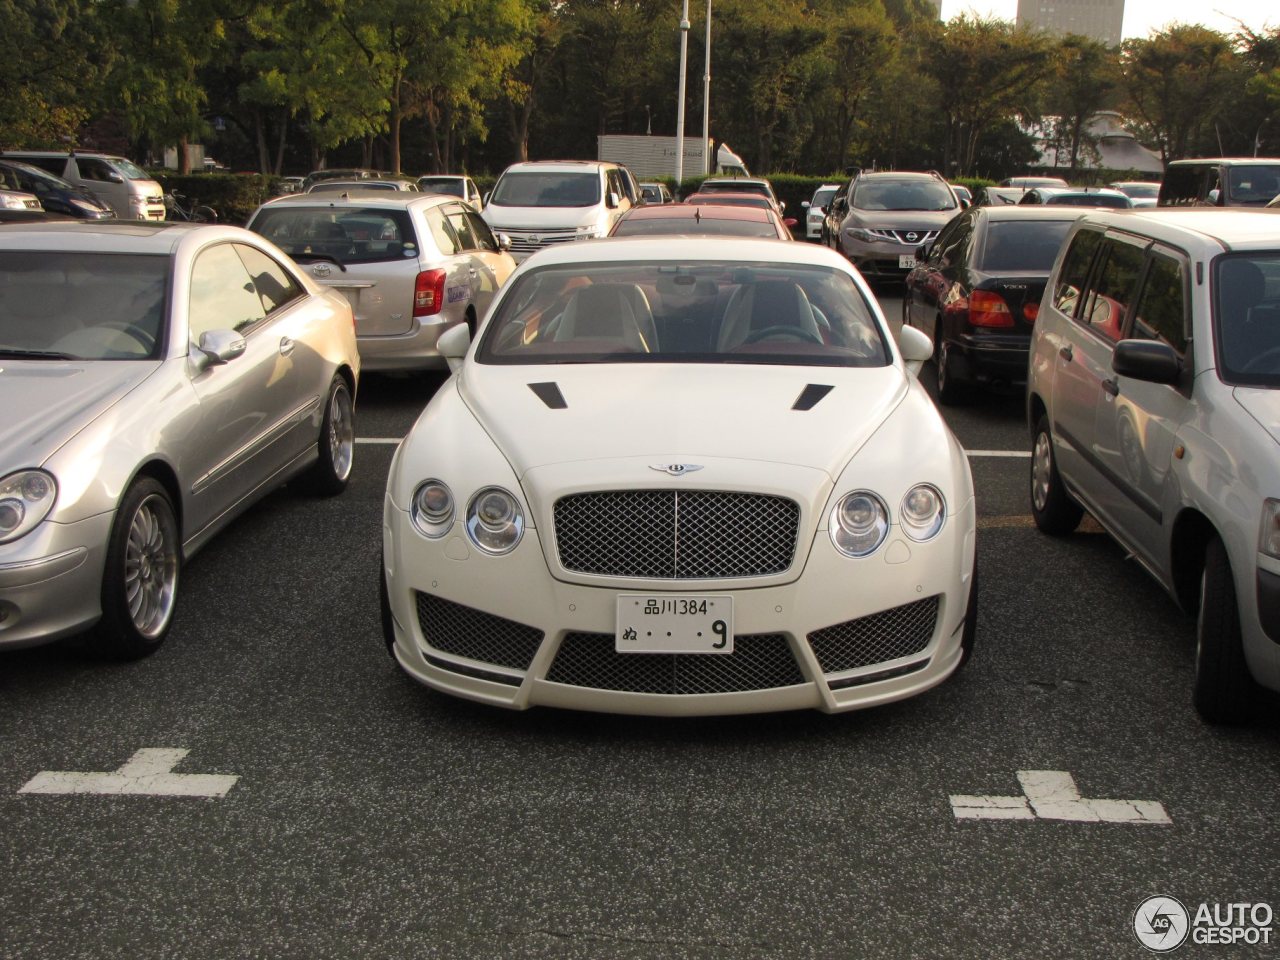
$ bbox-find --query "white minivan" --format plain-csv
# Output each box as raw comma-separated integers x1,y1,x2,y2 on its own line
1027,208,1280,723
1,151,166,221
481,160,640,262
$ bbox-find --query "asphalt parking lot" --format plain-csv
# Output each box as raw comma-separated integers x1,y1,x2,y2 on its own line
2,293,1277,959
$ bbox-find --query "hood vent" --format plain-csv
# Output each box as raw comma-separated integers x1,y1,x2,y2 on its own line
792,384,834,411
529,381,567,409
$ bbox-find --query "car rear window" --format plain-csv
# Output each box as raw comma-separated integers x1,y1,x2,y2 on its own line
478,260,888,368
250,206,418,264
612,217,779,238
979,220,1073,272
489,172,600,207
419,178,465,197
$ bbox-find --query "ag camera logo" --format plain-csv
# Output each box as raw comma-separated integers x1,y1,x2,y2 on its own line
1134,896,1190,952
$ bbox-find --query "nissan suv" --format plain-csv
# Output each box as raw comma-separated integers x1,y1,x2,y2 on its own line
829,171,961,283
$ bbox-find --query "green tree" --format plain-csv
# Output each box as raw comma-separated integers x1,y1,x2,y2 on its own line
1044,35,1118,173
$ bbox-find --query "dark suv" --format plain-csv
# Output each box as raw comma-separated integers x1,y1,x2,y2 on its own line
827,171,961,282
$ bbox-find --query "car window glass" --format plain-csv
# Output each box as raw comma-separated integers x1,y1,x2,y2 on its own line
1128,253,1187,354
189,243,266,340
234,244,303,315
465,210,498,252
1052,229,1102,317
76,158,115,182
425,207,460,255
249,206,417,264
1214,254,1280,386
445,206,478,251
18,157,67,176
980,219,1073,272
1081,239,1145,343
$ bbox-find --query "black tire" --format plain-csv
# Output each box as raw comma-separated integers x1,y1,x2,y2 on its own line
934,336,971,405
1193,536,1255,724
88,477,180,660
297,376,354,496
1029,415,1084,535
957,568,978,670
379,552,398,657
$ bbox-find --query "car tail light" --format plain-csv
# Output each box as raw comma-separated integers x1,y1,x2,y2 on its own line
969,290,1014,328
414,269,447,317
1023,301,1039,322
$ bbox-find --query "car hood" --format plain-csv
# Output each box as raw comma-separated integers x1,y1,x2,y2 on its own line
1234,387,1280,447
458,361,907,479
0,361,157,473
482,206,602,231
847,208,957,230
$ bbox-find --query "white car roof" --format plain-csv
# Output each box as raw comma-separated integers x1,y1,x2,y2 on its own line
500,161,615,174
0,221,237,255
261,192,458,212
1076,208,1280,253
517,235,856,270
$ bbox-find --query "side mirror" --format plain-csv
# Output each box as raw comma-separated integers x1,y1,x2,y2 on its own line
801,201,811,210
497,232,512,252
896,323,933,378
437,322,471,374
1112,339,1180,385
783,217,798,230
107,172,124,184
483,191,491,205
607,191,620,209
195,329,246,369
959,197,971,209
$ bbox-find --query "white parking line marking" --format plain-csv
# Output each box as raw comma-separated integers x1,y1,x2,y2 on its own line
964,450,1031,458
18,748,238,798
356,437,403,445
951,771,1171,824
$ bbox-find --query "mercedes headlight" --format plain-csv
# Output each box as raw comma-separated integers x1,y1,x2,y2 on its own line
410,480,454,539
466,487,525,554
900,484,946,541
830,491,888,558
1261,499,1280,560
0,470,57,544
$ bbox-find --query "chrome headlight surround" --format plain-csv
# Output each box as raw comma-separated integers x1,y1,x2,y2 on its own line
466,487,525,555
845,226,876,243
0,470,58,545
830,491,889,558
410,480,454,539
900,484,946,541
1261,498,1280,560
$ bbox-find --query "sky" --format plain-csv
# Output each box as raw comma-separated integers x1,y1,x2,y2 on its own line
940,0,1275,40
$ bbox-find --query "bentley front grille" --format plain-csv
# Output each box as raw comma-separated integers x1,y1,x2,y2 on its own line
807,595,940,674
414,592,544,670
546,632,805,694
554,490,799,579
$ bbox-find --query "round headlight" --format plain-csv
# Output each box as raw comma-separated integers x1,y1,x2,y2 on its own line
466,487,525,554
0,470,57,544
830,491,888,558
410,480,454,538
900,484,945,541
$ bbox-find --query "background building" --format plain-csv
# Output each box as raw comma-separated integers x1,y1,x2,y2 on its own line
1016,0,1125,46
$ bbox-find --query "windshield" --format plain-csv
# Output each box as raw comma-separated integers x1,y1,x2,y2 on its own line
0,251,168,360
113,158,151,181
419,177,465,197
478,260,888,367
979,220,1073,272
1214,254,1280,386
852,180,956,212
490,172,600,208
1226,165,1280,205
250,206,418,265
1115,183,1159,199
811,188,837,208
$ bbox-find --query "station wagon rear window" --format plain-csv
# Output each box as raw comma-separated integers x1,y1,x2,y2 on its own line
478,261,889,367
250,206,417,265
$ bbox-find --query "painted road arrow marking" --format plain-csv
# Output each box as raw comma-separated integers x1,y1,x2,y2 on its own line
19,748,238,798
950,770,1171,824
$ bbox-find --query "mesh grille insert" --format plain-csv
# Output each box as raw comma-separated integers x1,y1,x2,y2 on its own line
554,490,799,579
546,632,805,694
807,595,940,674
414,592,544,670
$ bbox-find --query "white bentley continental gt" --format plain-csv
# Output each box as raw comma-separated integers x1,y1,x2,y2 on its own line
380,237,977,715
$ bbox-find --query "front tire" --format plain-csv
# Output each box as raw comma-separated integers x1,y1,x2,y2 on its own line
1029,415,1083,535
89,477,180,659
1194,536,1255,724
297,375,354,496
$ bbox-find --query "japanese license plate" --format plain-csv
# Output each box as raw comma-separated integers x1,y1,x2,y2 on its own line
616,595,733,654
899,254,917,269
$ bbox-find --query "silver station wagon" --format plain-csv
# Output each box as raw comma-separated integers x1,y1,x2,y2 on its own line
247,192,515,371
1027,209,1280,722
0,222,360,658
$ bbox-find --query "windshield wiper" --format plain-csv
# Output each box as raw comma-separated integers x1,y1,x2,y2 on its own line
0,348,82,360
289,252,348,271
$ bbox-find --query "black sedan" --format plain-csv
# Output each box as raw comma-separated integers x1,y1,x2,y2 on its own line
901,206,1077,403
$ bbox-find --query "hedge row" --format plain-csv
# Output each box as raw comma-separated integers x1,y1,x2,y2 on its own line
149,172,282,225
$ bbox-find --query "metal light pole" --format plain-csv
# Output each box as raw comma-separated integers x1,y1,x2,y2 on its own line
702,0,712,175
675,0,691,188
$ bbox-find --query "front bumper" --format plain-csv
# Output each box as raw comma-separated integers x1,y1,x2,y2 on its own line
383,495,976,716
0,513,113,649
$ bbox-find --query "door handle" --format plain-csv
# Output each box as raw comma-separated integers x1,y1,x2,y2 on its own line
279,337,295,357
1059,345,1073,362
1101,378,1119,398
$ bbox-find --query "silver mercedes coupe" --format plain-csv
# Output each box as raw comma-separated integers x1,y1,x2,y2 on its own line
0,222,360,658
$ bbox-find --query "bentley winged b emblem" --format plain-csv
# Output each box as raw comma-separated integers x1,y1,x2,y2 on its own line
649,463,704,477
